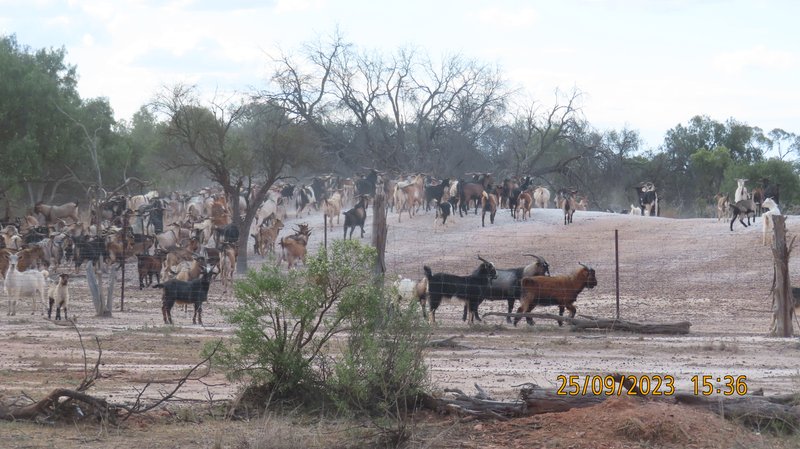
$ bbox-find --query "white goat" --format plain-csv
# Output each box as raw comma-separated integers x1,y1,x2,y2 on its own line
762,197,781,246
392,276,428,316
533,186,550,209
5,253,48,316
47,273,70,320
735,178,749,203
323,191,343,229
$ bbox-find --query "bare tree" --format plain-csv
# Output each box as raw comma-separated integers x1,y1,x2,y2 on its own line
151,84,317,273
504,89,596,179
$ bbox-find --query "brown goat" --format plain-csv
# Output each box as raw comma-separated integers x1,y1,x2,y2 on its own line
513,264,597,327
251,219,284,256
517,191,533,221
16,246,47,271
278,224,311,269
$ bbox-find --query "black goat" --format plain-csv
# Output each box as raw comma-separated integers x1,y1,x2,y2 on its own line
424,178,451,211
73,235,108,270
466,255,550,324
155,264,216,325
214,224,239,248
763,178,780,205
730,199,756,231
343,196,368,239
434,197,458,227
423,256,498,324
356,169,380,197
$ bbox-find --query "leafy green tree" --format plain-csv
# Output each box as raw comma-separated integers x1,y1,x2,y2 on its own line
0,34,84,205
723,158,800,209
689,146,733,194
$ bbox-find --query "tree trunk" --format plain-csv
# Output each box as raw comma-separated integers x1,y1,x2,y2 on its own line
770,215,794,337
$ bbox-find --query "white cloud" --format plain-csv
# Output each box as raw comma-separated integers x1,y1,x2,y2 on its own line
81,33,94,47
712,46,797,74
274,0,326,14
469,6,538,28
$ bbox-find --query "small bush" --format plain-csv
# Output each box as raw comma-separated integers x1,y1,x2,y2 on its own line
207,239,430,425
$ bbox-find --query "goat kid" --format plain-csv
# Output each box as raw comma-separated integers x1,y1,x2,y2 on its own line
47,273,70,320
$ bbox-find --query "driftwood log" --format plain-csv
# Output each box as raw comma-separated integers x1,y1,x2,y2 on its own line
483,312,691,334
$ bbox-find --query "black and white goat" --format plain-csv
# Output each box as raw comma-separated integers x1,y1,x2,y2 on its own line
423,256,498,324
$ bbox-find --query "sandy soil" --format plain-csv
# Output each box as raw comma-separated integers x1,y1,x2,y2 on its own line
1,202,799,448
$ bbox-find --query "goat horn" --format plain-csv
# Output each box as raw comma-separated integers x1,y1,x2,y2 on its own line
578,262,589,269
524,253,548,265
477,255,489,263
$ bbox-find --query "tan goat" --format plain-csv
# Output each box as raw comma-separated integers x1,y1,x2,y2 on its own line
278,224,311,269
252,219,284,256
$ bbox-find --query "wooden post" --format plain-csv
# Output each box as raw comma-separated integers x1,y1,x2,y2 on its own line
120,219,128,312
615,229,620,320
372,193,387,277
769,214,794,337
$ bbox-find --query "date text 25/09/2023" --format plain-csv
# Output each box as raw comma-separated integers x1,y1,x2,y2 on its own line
555,374,749,396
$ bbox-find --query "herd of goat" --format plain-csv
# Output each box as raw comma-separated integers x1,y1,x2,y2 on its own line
0,171,784,326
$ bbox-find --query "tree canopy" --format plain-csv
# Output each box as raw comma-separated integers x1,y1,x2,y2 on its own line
1,32,799,218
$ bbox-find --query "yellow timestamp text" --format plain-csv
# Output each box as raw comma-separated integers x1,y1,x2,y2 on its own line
691,375,748,396
556,374,675,396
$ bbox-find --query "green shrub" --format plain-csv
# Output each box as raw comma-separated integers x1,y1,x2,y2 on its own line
207,239,430,419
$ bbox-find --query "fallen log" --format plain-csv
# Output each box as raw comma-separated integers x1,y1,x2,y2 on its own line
426,382,800,434
426,383,609,420
674,393,800,432
482,312,691,334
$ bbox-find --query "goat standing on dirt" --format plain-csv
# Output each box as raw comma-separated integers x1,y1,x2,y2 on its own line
5,253,49,316
47,273,70,320
514,263,597,327
278,224,312,269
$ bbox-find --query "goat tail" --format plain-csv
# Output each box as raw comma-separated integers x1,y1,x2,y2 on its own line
423,265,433,280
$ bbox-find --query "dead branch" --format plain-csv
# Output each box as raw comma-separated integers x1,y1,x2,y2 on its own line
427,335,472,349
0,328,223,426
117,339,223,422
482,312,691,334
105,177,152,198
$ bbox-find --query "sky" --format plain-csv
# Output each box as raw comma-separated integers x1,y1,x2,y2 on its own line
1,0,798,151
